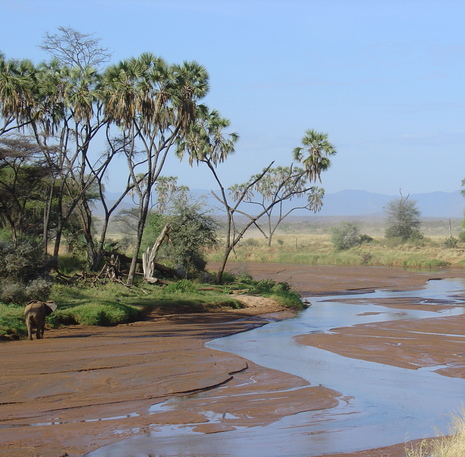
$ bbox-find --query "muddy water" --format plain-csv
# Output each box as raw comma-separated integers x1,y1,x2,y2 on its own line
87,279,465,457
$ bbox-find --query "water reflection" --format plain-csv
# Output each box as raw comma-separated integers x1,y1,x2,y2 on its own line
87,278,465,457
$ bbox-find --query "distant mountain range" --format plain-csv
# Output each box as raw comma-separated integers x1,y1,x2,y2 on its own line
100,189,465,219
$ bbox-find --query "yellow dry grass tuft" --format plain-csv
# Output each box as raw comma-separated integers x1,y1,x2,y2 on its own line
406,410,465,457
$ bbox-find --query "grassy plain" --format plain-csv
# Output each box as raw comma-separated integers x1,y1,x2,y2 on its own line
207,216,465,269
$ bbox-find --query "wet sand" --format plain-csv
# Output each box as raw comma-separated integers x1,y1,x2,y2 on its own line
1,264,465,457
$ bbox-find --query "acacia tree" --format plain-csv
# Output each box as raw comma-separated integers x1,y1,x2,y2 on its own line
175,108,239,281
40,26,111,70
103,54,209,285
384,192,422,241
0,136,54,245
177,111,337,282
232,165,325,246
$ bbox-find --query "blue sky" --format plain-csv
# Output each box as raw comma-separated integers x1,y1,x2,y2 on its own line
1,0,465,196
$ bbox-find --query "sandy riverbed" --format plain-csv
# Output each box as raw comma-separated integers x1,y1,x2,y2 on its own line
1,264,465,457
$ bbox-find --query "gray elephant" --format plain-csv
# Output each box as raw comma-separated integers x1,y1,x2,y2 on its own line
24,300,57,340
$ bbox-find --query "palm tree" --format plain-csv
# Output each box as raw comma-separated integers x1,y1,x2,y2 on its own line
176,108,240,282
0,54,37,135
103,54,210,285
292,129,336,182
29,59,111,264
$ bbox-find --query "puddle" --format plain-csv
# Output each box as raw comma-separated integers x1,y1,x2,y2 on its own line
0,413,140,429
81,278,465,456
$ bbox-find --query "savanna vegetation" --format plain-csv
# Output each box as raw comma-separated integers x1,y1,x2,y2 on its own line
2,27,465,457
0,26,337,286
1,27,465,347
406,410,465,457
207,214,465,269
0,27,330,338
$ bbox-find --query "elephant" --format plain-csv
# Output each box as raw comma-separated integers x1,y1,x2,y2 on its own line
24,300,57,340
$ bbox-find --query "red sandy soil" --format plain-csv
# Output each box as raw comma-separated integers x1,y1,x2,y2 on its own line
1,263,465,457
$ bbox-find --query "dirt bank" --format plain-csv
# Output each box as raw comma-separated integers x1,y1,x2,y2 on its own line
1,264,465,457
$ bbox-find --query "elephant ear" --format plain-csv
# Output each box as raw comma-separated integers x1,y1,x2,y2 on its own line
44,301,57,314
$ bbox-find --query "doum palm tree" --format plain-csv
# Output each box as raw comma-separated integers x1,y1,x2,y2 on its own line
103,53,210,285
292,129,336,182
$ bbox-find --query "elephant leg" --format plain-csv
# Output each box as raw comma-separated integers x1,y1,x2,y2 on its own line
26,317,33,340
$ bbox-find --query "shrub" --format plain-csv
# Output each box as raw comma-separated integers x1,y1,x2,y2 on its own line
0,239,52,303
384,193,422,241
48,303,141,327
163,279,199,294
242,238,260,247
331,222,362,250
360,234,374,243
444,236,459,248
58,254,87,274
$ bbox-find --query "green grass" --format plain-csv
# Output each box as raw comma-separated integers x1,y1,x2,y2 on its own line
246,279,306,310
0,303,27,339
0,272,303,340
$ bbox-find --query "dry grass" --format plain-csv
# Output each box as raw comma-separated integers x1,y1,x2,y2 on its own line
208,233,465,269
406,410,465,457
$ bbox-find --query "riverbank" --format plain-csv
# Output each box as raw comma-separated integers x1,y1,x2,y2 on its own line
1,264,465,456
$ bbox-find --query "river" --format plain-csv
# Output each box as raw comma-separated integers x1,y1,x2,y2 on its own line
87,278,465,457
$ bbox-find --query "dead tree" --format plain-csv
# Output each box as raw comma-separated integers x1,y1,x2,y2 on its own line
142,224,170,283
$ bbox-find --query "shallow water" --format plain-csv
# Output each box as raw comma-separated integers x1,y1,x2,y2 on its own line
87,279,465,457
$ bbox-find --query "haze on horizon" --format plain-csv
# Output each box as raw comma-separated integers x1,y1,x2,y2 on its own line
1,0,464,196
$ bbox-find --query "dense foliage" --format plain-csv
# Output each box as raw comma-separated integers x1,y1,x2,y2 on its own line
384,194,422,242
142,200,218,275
331,222,362,250
0,239,52,303
0,28,337,286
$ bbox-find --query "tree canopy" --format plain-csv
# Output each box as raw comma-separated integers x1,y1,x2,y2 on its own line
384,192,422,241
0,27,338,285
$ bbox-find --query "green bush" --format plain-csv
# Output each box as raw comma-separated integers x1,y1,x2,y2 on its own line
331,222,362,250
0,239,52,303
163,279,199,294
58,254,87,274
360,234,374,243
48,302,141,327
248,279,304,309
384,194,422,241
444,236,459,248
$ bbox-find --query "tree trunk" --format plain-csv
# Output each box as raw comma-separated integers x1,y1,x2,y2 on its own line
79,199,98,270
142,224,170,281
127,199,149,286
